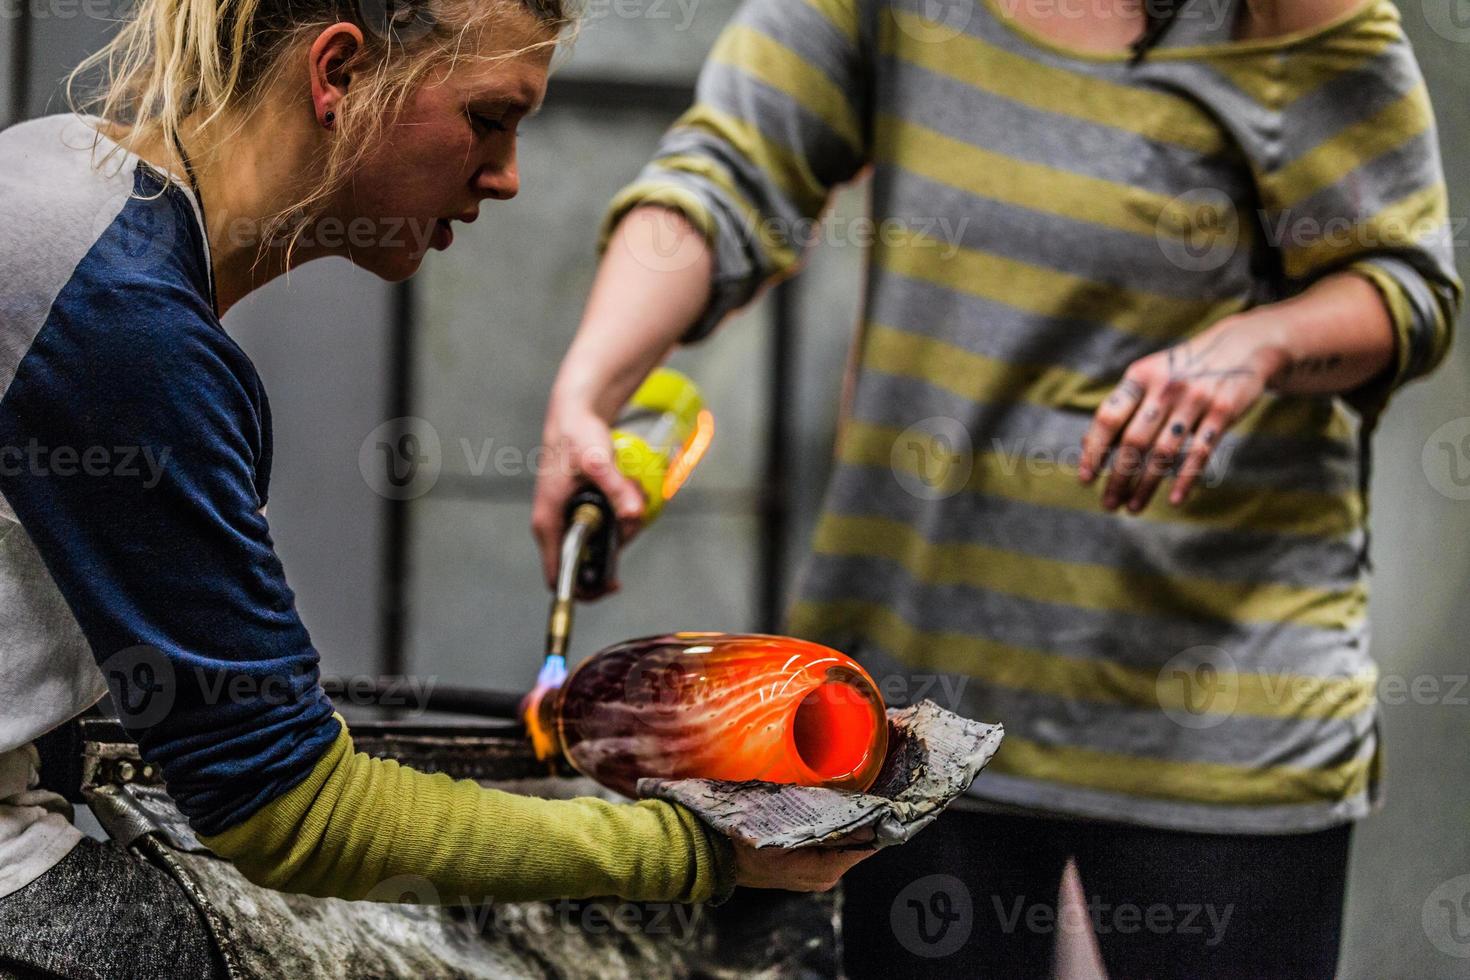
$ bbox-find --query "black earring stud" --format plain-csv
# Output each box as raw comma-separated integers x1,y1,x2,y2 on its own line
324,111,336,127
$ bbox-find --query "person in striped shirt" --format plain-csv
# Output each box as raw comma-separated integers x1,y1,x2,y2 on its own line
533,0,1461,975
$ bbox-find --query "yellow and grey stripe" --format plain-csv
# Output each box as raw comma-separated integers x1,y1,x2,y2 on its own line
607,0,1457,831
819,445,1367,586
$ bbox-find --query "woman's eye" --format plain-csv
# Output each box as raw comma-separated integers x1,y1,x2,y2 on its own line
470,113,509,135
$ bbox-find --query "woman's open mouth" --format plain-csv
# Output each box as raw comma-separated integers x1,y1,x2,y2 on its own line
431,219,454,251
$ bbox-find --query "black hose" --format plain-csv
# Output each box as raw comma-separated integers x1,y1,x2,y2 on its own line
320,678,527,723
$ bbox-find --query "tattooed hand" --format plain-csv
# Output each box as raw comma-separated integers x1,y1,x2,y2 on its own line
1079,318,1288,511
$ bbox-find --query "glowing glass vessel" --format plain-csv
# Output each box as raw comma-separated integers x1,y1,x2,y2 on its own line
529,633,889,798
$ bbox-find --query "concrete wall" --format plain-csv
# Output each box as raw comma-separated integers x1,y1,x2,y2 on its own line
406,99,771,689
1338,12,1470,978
24,13,111,117
405,0,770,690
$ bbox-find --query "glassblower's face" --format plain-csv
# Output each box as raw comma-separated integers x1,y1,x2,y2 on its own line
336,19,552,281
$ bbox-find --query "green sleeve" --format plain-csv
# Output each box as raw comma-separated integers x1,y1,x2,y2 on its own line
199,715,736,905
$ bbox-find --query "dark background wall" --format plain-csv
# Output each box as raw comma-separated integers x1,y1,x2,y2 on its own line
7,4,1469,975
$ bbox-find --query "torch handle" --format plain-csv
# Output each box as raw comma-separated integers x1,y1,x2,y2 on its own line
565,487,620,597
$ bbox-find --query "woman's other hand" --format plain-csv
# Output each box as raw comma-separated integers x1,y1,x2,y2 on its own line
732,840,876,892
1078,273,1400,513
1078,317,1284,512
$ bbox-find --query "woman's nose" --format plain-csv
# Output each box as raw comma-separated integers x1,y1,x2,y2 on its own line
476,161,519,201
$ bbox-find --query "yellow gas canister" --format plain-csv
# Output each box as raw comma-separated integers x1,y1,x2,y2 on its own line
608,368,713,526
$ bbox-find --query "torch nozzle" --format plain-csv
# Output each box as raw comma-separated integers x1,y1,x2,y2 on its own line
547,502,604,655
526,501,606,761
522,654,567,762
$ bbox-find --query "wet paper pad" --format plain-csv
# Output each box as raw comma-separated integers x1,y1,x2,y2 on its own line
638,700,1004,850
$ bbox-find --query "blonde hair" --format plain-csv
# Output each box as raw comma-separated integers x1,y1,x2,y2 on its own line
69,0,574,252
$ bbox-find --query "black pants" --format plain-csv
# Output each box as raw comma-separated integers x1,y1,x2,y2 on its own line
841,809,1352,980
0,838,225,980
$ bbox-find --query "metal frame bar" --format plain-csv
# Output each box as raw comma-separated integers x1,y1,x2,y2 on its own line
8,6,32,126
378,279,418,680
759,281,795,632
544,75,695,114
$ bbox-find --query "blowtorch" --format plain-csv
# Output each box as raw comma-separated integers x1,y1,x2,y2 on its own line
524,367,714,760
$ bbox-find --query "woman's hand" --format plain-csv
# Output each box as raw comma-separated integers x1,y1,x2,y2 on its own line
1079,273,1400,512
531,396,649,594
1079,317,1287,512
531,207,716,595
731,839,875,892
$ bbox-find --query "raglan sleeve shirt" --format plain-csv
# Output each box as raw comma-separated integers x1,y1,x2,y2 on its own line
0,195,732,905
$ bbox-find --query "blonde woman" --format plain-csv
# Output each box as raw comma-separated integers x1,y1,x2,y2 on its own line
0,3,865,976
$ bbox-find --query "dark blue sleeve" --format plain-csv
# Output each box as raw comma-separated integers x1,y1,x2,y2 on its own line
0,255,339,836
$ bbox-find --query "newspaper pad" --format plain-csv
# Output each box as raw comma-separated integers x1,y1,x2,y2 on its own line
639,700,1004,850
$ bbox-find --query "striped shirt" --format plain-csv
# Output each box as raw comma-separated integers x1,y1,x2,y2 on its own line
605,0,1461,832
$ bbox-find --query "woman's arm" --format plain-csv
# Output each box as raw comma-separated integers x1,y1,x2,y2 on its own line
1079,272,1396,512
205,715,868,901
531,207,713,587
1082,4,1461,513
1250,274,1399,395
532,0,875,588
203,717,732,903
0,293,744,905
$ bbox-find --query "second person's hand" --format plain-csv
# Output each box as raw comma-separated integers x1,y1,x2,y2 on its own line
531,206,717,597
531,394,648,597
1078,316,1279,512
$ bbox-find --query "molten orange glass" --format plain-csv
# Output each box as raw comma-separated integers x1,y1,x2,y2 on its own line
529,633,889,798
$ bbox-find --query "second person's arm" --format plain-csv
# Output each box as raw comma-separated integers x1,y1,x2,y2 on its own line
533,0,877,583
